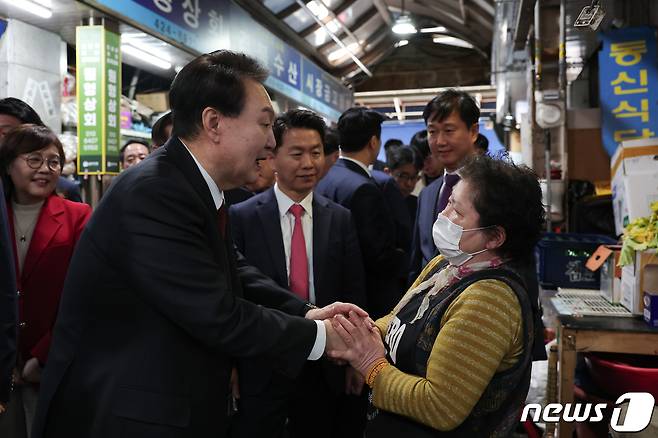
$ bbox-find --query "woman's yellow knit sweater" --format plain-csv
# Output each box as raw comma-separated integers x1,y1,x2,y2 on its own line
372,256,524,431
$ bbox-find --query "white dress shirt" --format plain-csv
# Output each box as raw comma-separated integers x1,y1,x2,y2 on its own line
339,156,372,177
273,183,316,304
180,139,325,360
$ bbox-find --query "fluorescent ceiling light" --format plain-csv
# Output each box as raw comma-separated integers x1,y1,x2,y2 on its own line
4,0,52,18
421,26,447,33
121,44,172,70
392,15,417,35
432,35,474,49
395,40,409,48
306,0,329,20
327,42,360,62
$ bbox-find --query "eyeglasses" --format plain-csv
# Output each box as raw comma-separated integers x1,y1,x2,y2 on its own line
23,154,62,172
393,172,420,183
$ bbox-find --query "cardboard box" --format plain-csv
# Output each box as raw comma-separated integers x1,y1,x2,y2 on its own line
136,92,169,112
586,245,622,303
610,137,658,236
644,291,658,328
620,250,658,314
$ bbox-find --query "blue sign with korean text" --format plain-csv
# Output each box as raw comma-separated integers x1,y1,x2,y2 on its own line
599,27,658,156
226,3,351,121
85,0,352,121
88,0,229,54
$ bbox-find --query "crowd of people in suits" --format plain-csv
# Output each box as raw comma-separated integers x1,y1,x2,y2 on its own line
0,50,547,438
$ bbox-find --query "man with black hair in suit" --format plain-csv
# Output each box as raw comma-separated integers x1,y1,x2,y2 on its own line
230,109,367,438
316,107,405,319
32,51,366,438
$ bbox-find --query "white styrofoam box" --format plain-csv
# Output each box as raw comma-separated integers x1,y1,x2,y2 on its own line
611,138,658,236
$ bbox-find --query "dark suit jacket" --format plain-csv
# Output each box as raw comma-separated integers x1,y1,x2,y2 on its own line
224,187,254,206
229,188,366,394
8,194,91,365
0,180,17,404
372,170,412,254
408,176,444,284
32,138,318,438
56,176,82,203
316,158,404,318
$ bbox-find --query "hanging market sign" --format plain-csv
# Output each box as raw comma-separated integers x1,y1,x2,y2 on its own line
598,26,658,156
76,25,121,174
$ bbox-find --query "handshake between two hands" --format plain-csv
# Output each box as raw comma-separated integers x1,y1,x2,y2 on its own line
306,302,387,394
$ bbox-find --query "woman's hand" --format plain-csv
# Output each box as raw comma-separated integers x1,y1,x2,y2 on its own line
328,311,386,377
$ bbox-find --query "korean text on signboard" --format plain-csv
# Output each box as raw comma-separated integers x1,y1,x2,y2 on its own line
85,0,352,121
599,27,658,156
76,26,121,175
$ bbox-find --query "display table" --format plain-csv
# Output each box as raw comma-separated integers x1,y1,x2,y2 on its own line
540,289,658,438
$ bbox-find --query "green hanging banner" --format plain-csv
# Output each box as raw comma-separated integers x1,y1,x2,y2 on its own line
76,25,121,175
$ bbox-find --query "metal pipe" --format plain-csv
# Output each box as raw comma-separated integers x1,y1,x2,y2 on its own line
545,129,552,232
295,0,373,77
534,0,542,84
559,0,566,95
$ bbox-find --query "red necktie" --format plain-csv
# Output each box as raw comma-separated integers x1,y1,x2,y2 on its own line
217,203,228,239
288,204,309,300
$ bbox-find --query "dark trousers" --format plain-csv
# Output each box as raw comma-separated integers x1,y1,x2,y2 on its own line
230,361,367,438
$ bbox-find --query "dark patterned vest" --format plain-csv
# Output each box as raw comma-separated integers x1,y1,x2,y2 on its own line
366,260,535,438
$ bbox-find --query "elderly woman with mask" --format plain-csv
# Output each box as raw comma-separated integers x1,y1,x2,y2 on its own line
330,155,545,437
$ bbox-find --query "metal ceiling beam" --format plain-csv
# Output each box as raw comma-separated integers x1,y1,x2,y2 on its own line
514,0,535,50
276,3,301,20
298,0,358,38
372,0,393,26
337,34,396,77
413,0,466,25
465,2,494,31
388,0,489,50
233,0,333,69
471,0,496,17
321,21,389,58
316,6,380,52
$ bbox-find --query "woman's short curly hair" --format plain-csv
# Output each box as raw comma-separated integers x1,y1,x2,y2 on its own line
460,155,545,260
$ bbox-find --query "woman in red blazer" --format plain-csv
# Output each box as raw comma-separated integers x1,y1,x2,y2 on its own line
0,124,91,436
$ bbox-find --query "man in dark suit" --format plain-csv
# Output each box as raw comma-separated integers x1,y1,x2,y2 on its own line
316,107,404,319
0,179,17,416
230,109,367,438
32,51,364,438
408,90,480,283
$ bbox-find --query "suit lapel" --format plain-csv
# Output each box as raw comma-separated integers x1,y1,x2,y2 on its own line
22,195,63,281
430,176,445,220
312,196,331,303
165,137,216,216
257,189,288,286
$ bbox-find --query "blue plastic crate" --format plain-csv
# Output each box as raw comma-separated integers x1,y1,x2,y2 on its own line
535,233,618,290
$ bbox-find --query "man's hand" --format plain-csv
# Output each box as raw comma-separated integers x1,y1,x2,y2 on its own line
345,366,364,395
328,312,386,377
324,319,347,357
306,302,368,321
22,358,41,384
0,402,6,414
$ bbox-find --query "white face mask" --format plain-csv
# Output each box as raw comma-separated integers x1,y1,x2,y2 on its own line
432,214,493,266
